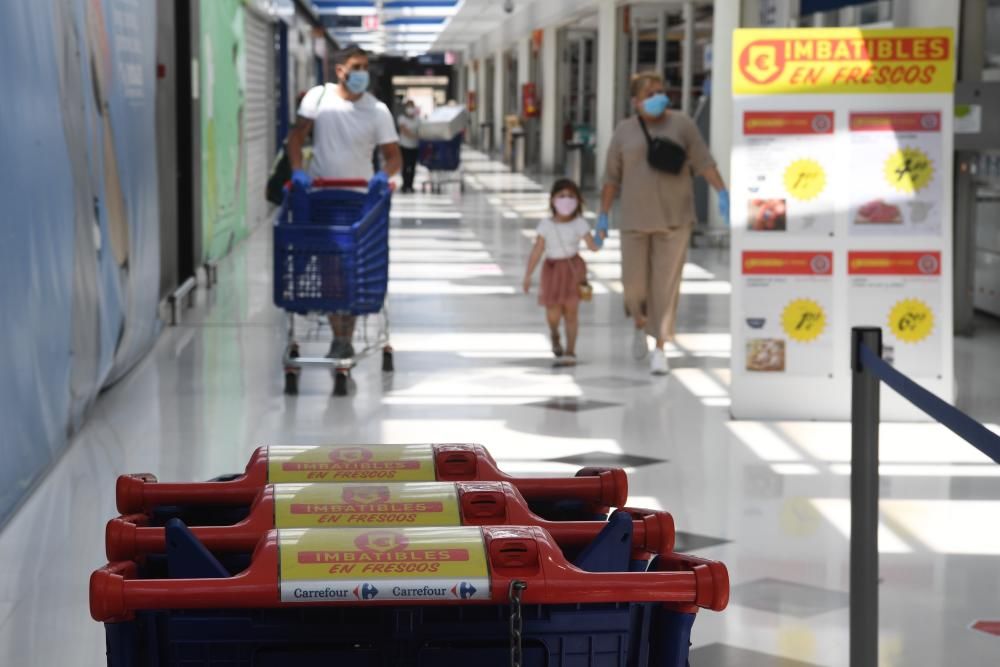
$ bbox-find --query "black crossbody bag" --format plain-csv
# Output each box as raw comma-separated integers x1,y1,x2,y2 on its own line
637,115,687,175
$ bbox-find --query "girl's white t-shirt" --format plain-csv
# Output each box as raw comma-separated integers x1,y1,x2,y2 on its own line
536,217,590,260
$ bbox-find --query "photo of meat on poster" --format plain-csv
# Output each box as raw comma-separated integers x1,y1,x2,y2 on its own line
848,112,944,237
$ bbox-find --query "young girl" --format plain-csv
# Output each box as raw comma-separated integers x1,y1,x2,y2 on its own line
523,179,603,365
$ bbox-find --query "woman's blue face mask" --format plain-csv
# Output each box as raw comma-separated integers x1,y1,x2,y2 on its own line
641,93,670,117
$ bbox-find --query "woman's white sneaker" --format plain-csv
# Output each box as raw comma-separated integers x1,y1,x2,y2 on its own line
650,351,670,375
632,327,650,360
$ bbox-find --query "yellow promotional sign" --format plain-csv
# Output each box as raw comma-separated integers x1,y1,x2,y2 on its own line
889,299,935,344
267,445,437,483
732,28,954,95
278,527,491,603
273,483,462,528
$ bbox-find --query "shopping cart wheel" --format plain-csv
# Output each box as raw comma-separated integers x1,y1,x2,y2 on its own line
382,348,394,373
333,370,350,397
283,371,299,395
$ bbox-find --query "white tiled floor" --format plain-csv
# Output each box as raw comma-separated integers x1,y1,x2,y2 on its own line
1,151,998,666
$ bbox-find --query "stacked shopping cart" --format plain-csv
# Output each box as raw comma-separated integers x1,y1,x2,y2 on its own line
91,443,728,666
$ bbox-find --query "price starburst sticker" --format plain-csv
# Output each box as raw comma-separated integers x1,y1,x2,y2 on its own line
884,147,934,194
784,159,827,201
889,299,934,343
782,298,826,343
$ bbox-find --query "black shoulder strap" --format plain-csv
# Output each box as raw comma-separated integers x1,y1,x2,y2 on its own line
637,115,653,143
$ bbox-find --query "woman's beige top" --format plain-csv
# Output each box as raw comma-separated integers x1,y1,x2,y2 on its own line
603,112,715,232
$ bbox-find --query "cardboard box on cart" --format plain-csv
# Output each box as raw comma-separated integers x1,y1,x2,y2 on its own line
417,105,468,141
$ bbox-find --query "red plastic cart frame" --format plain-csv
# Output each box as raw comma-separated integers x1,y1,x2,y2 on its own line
91,526,728,622
116,445,628,514
107,481,673,561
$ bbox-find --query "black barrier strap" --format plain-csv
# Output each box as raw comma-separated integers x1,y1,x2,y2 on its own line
859,344,1000,464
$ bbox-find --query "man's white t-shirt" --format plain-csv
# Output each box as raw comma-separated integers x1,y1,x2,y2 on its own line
298,84,399,181
398,114,420,149
536,217,591,260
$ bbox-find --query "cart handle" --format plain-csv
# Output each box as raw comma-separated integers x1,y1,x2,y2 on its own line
312,178,371,188
116,445,625,514
312,178,397,192
90,526,729,621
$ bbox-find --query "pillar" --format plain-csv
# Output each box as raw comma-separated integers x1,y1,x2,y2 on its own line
681,1,695,114
596,0,618,183
517,37,531,112
541,26,559,173
493,48,505,153
707,0,740,227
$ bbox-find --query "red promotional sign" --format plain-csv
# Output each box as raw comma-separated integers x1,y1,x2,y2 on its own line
850,112,941,132
848,251,941,275
744,111,835,135
742,252,833,276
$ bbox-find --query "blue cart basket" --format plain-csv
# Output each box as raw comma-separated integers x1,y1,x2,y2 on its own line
418,134,465,194
272,176,394,396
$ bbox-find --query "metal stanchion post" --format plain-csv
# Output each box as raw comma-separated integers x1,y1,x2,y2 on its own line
850,326,882,667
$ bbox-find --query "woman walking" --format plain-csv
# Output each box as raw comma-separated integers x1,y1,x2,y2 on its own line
598,72,730,375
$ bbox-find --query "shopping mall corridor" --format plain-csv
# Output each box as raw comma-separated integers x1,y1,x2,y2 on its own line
1,150,998,666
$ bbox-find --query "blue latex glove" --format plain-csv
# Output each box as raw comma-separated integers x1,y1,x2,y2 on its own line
718,190,730,226
597,212,610,236
592,231,605,249
291,169,311,190
372,170,389,184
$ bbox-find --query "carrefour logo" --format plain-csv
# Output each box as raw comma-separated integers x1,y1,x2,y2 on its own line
739,40,785,84
354,583,380,600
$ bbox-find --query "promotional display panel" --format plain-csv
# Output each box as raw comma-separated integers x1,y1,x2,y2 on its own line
848,251,944,379
730,28,955,420
741,252,834,377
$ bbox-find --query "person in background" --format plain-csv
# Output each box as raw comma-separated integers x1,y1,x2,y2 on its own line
397,100,421,194
286,45,402,360
523,179,604,366
598,71,729,375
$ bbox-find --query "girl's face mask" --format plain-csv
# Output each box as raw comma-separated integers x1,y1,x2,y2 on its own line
553,196,579,218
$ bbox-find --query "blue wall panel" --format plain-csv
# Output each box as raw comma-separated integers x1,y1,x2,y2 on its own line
0,0,161,526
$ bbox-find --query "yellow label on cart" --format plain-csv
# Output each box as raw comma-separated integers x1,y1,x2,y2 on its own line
273,483,462,528
267,445,436,483
278,527,491,603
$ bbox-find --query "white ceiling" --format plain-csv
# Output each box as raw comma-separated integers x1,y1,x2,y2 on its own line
433,0,528,52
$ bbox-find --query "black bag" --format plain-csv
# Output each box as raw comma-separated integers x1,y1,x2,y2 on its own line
638,116,687,175
266,144,291,205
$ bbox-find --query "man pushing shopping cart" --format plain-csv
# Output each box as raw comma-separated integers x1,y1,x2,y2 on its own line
278,44,401,395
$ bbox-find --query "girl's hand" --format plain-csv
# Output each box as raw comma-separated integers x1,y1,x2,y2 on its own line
522,276,531,294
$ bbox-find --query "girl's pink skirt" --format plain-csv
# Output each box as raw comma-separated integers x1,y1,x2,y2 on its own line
539,255,586,307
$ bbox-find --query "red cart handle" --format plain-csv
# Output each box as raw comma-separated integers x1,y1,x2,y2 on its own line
311,178,397,192
116,445,627,514
106,481,673,561
311,178,371,188
90,526,728,622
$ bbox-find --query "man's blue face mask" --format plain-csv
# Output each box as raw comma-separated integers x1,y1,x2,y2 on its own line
345,69,370,95
641,93,670,117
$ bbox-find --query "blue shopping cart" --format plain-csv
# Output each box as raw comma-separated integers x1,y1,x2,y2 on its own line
419,134,465,194
273,176,393,396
